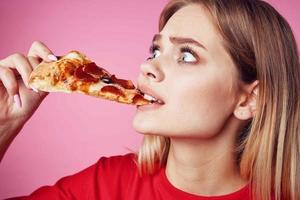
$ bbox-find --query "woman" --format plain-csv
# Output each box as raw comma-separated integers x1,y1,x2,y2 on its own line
0,0,299,199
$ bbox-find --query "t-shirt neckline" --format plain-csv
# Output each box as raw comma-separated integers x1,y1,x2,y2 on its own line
158,167,250,200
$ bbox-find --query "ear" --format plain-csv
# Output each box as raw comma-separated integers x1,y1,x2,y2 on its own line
233,80,259,120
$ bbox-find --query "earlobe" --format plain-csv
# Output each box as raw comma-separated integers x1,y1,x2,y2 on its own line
233,107,254,120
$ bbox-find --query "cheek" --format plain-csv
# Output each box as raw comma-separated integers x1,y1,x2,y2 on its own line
167,75,236,136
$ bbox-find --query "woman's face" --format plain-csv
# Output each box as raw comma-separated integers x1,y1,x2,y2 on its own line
133,4,242,138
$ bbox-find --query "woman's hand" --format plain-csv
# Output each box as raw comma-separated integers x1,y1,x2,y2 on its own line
0,41,57,161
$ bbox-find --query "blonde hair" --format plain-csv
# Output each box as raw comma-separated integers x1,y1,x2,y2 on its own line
137,1,300,200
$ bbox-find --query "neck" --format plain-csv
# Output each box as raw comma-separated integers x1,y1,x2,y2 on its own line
165,117,248,196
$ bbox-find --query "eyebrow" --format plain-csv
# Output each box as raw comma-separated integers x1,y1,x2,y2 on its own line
152,34,207,51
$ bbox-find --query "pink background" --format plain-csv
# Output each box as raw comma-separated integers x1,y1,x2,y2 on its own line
0,0,299,198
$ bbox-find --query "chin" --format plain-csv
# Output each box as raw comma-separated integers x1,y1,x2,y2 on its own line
132,115,150,134
132,115,162,135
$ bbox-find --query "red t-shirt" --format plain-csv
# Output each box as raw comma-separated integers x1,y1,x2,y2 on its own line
10,153,250,200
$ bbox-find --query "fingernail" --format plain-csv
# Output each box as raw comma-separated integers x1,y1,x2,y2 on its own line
30,86,39,93
13,94,22,108
47,54,58,61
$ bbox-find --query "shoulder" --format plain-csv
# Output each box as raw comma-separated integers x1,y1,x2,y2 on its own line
97,153,137,169
95,153,138,179
17,154,139,199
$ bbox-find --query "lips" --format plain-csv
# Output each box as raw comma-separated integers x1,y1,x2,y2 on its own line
137,84,165,105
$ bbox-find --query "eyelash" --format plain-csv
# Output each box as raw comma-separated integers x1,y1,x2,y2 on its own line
147,44,160,60
179,45,199,64
147,44,200,64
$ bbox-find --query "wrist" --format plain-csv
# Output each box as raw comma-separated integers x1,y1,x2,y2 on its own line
0,120,24,145
0,121,24,162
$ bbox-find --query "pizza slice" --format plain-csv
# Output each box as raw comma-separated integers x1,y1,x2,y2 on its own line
28,51,150,106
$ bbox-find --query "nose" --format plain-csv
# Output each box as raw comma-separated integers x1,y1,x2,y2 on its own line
139,62,164,82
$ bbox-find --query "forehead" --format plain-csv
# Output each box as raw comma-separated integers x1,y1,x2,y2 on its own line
160,4,222,51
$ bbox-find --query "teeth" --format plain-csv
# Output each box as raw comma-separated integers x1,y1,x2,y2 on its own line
142,93,165,104
143,94,157,102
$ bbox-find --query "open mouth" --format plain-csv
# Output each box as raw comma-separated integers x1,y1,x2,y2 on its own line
138,89,165,105
143,93,165,104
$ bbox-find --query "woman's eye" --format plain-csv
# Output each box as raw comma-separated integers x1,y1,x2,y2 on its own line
148,49,160,60
178,46,199,64
147,45,161,60
181,52,197,63
152,49,161,59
